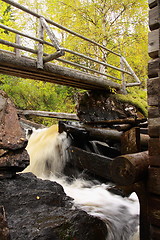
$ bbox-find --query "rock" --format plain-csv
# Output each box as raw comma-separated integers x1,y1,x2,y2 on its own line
0,173,108,240
0,90,27,150
0,90,29,178
76,91,143,123
0,206,11,240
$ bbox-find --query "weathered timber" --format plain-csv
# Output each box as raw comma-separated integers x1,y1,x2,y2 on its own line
149,0,158,9
150,225,160,239
59,121,149,148
43,50,65,63
148,167,160,195
134,182,150,240
148,118,160,137
0,51,121,91
148,58,160,78
148,29,160,58
111,151,149,185
69,146,113,180
17,109,79,121
0,206,10,240
84,118,147,126
148,137,160,156
121,127,140,154
149,196,160,227
113,124,132,131
20,118,45,130
148,106,160,118
37,20,44,69
77,91,144,122
149,5,160,31
147,77,160,106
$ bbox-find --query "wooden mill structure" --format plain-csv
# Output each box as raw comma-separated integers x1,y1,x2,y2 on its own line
148,0,160,239
0,0,160,239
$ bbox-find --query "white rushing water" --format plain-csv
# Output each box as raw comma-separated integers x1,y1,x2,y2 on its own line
23,125,140,240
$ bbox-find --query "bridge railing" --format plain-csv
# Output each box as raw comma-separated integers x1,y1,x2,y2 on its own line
0,0,141,92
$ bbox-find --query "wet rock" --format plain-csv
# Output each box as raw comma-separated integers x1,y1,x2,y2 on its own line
0,173,108,240
0,90,29,178
0,206,10,240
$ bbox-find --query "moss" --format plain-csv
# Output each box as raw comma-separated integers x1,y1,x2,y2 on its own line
115,91,148,117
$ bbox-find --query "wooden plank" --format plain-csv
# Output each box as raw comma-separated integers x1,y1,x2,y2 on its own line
148,0,158,9
121,127,141,154
148,29,160,58
148,58,160,78
149,196,160,227
0,51,121,91
68,146,113,180
148,118,160,137
149,6,160,30
147,77,160,106
148,167,160,195
111,151,149,185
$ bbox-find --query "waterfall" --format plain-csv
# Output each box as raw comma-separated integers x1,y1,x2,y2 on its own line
23,125,139,240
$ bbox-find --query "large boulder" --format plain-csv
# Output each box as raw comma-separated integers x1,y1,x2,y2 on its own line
0,173,108,240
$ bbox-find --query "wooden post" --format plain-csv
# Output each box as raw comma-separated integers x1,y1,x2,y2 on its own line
37,18,44,69
14,34,21,57
148,0,160,239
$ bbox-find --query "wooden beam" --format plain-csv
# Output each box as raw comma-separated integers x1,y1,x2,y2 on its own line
111,151,149,185
69,146,113,180
0,51,121,91
17,109,79,121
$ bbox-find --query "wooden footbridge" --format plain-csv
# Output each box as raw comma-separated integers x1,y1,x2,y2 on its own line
0,0,141,93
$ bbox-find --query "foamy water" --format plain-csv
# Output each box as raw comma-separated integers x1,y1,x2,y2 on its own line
23,126,140,240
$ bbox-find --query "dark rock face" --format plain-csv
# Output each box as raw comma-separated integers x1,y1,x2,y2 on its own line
0,173,107,240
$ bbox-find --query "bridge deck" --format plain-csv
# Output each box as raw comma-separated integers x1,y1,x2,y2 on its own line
0,51,121,91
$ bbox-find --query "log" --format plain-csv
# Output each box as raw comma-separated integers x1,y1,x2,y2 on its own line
149,196,160,227
111,151,149,185
148,118,160,137
59,121,149,147
150,225,160,239
121,127,140,154
68,146,113,180
148,58,160,78
17,109,79,121
148,167,160,195
0,51,120,91
148,0,158,9
148,29,160,58
149,5,160,30
147,77,160,106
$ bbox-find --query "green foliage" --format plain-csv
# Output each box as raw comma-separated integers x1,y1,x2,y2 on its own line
0,75,77,126
0,0,148,125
